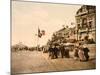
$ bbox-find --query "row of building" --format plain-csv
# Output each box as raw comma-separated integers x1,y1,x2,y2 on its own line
47,5,96,45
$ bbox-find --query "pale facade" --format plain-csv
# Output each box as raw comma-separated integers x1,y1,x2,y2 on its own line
75,5,96,42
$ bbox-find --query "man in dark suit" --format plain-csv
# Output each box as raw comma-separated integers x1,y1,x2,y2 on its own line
83,45,90,61
53,45,59,59
60,44,65,58
48,45,54,59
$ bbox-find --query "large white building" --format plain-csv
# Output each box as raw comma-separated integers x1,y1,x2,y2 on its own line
75,5,96,42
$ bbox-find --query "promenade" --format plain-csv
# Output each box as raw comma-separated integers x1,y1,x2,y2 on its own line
12,47,96,74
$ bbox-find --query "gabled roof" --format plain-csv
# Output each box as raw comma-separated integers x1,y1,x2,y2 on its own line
57,28,66,32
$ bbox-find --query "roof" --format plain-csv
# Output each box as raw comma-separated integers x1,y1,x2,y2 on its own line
55,27,69,34
76,5,96,15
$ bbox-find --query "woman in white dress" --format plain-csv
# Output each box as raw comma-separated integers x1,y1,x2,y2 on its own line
78,47,86,61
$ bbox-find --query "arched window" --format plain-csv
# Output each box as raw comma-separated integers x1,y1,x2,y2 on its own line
82,18,87,29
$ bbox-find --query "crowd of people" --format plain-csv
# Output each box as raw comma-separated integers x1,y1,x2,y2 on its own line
48,43,90,62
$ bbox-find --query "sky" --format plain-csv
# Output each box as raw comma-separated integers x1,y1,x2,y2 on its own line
12,1,81,47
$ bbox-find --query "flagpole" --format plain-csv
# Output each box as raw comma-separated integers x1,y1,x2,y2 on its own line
37,35,38,51
37,26,41,51
37,26,39,51
36,26,45,51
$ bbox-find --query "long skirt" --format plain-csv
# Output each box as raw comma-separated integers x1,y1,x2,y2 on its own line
78,50,86,61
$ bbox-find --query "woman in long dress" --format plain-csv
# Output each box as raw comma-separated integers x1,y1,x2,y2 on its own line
78,47,86,61
73,47,79,60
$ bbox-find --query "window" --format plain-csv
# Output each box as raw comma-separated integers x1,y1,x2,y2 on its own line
77,24,80,29
82,18,87,29
83,18,87,24
88,16,92,21
77,19,80,23
89,21,92,28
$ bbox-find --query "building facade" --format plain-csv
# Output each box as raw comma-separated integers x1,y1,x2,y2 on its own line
75,5,96,42
50,26,76,44
51,27,69,44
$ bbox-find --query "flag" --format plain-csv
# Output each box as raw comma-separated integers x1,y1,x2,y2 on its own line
41,30,45,35
38,28,42,38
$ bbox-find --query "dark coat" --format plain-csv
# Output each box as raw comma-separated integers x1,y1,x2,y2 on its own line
60,46,65,53
74,48,79,57
83,47,90,60
53,47,59,53
48,47,53,52
60,46,65,58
